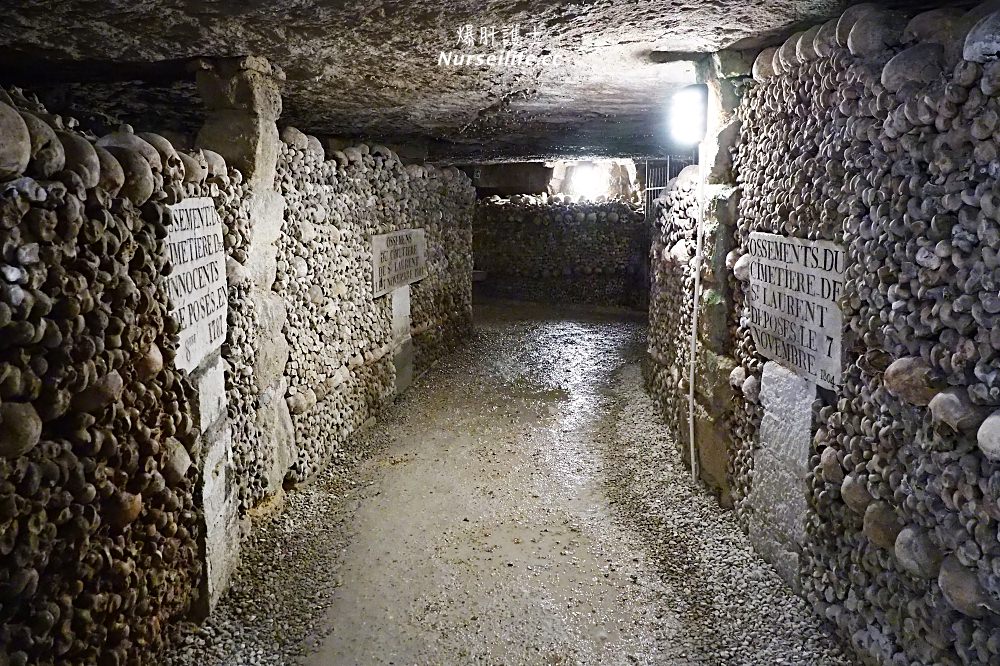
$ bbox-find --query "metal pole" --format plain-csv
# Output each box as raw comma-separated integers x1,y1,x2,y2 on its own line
687,148,706,483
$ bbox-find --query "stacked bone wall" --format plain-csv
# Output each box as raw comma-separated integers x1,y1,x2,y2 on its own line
473,197,648,309
730,5,1000,664
0,89,224,665
645,169,699,447
275,133,473,482
409,174,475,372
182,160,265,512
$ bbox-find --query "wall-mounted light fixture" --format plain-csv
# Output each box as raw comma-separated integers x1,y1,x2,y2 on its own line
669,84,708,147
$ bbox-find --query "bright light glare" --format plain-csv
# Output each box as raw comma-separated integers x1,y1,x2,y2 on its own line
669,86,706,145
570,165,610,200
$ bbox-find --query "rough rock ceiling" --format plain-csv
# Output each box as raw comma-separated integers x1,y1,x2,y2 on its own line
0,0,972,161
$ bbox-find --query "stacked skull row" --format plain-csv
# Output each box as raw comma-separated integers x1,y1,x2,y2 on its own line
730,3,1000,664
182,157,263,513
645,167,703,464
474,196,645,306
0,88,242,664
274,128,473,483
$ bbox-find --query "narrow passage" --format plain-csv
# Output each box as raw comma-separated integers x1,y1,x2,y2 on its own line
166,302,854,666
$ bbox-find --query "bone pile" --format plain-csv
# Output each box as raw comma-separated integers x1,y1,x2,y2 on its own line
729,4,1000,663
0,90,207,665
178,149,265,511
644,167,700,452
474,196,647,307
274,129,473,483
407,165,475,372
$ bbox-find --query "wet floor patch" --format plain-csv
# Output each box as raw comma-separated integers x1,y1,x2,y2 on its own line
163,301,854,666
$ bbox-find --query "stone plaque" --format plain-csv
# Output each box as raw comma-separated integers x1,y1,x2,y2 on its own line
167,197,228,373
371,228,427,297
746,232,846,390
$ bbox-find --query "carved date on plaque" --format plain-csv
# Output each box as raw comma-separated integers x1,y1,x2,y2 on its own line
746,232,846,390
167,197,228,372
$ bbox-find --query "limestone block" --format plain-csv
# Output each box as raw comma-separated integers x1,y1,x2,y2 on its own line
255,389,296,497
698,290,730,355
749,511,801,592
394,337,414,395
190,54,282,188
694,404,732,506
246,189,285,292
197,111,279,191
197,424,240,616
254,292,289,392
709,186,740,229
695,349,737,415
193,55,283,119
749,447,805,590
751,452,806,543
392,285,412,343
706,118,740,185
747,362,814,591
712,50,755,79
194,355,228,433
759,362,813,473
704,69,740,130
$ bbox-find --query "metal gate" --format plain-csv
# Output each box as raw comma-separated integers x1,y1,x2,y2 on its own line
644,155,695,224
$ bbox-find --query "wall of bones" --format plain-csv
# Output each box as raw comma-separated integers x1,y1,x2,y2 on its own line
0,80,474,665
0,89,218,665
274,129,474,482
473,195,648,308
646,3,1000,665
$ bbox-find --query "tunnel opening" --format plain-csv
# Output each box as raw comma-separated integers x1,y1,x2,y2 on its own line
1,2,1000,665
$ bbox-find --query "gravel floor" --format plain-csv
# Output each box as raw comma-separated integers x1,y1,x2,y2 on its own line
162,301,856,666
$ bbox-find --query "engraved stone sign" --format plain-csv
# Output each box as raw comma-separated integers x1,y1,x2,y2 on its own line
746,232,846,390
372,228,427,298
166,197,228,372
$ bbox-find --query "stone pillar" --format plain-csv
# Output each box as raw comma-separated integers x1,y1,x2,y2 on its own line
392,285,414,394
748,362,814,591
190,352,237,617
194,58,294,510
685,51,751,502
193,56,283,190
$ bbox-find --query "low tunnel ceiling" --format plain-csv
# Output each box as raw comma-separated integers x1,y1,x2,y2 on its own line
0,0,976,162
